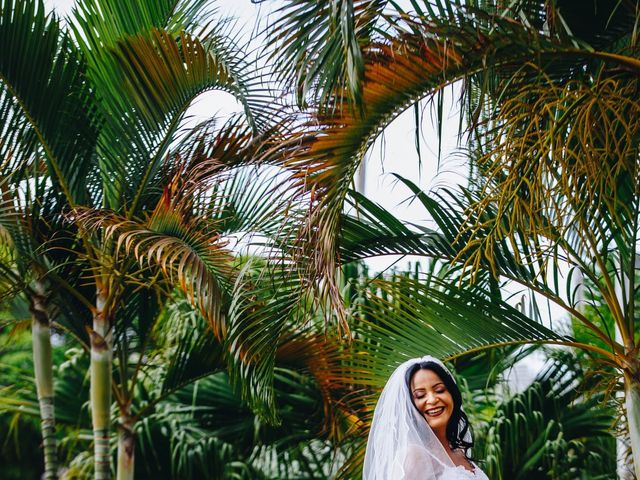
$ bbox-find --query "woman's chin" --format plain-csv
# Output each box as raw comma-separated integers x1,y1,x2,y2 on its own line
425,415,449,433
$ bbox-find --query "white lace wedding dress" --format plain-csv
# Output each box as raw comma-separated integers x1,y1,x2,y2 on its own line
400,445,489,480
441,463,489,480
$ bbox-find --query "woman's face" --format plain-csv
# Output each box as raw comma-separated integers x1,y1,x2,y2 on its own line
410,368,454,437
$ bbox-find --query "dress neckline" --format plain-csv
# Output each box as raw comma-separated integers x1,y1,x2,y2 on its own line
452,463,476,473
444,449,476,474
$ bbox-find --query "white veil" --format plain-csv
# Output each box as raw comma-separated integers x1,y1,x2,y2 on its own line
362,356,463,480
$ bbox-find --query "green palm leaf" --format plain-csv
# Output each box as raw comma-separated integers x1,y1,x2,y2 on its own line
334,265,573,477
85,30,254,210
0,0,98,205
273,3,640,335
269,0,387,109
350,275,563,388
341,175,625,359
478,352,616,479
71,0,215,43
151,297,225,397
71,0,278,212
74,189,234,339
340,189,445,263
226,259,305,422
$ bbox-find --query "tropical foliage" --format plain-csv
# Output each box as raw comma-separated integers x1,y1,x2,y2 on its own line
0,0,286,477
264,0,639,476
0,291,346,479
0,0,638,478
1,265,621,479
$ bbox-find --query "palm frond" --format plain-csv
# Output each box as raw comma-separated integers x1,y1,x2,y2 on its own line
157,314,225,396
204,164,303,240
71,0,216,44
275,3,640,338
73,187,235,339
478,351,617,479
72,0,282,129
268,0,388,109
82,28,253,210
398,176,628,358
462,73,639,274
331,264,568,477
278,10,575,329
350,274,563,388
163,116,305,245
225,258,304,422
339,189,446,263
71,1,278,211
136,361,338,478
276,329,357,444
0,0,98,205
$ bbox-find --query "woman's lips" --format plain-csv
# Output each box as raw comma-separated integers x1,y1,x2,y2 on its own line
425,407,445,417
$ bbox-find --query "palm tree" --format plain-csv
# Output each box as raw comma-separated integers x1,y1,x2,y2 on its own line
332,176,638,476
0,0,280,477
0,280,350,479
0,19,96,473
0,179,58,478
264,0,640,474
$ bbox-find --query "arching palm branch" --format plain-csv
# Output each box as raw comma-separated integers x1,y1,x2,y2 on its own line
0,23,96,471
338,173,638,473
66,113,317,478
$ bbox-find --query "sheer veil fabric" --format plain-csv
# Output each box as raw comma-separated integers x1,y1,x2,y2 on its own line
363,356,469,480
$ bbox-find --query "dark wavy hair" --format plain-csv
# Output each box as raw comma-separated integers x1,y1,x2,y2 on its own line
405,361,474,459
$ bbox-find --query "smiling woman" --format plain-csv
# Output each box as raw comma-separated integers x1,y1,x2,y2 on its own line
363,356,489,480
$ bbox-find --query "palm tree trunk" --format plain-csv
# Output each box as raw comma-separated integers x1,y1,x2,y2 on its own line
116,411,135,480
625,374,640,479
91,286,112,480
30,286,57,480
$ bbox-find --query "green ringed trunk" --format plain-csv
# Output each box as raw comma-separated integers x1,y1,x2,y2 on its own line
31,289,57,479
91,291,113,480
32,319,57,479
116,413,135,480
91,330,112,480
625,377,640,479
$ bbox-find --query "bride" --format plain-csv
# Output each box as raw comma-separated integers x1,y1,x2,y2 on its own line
363,356,489,479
